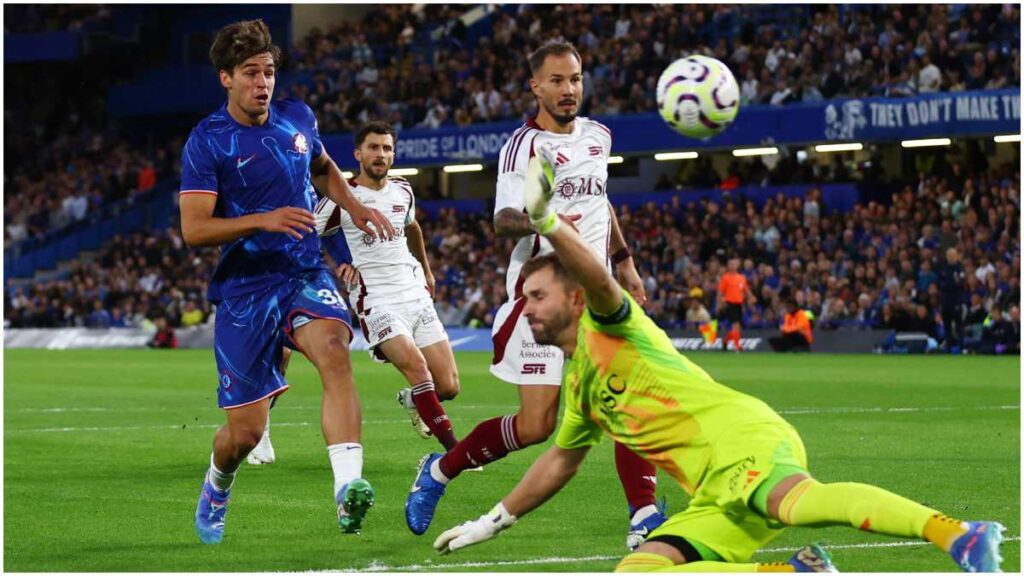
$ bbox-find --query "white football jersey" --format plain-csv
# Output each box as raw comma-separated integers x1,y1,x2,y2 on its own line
314,176,428,311
495,117,613,299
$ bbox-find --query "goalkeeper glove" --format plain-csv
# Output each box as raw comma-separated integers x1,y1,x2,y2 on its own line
433,502,517,554
524,144,558,235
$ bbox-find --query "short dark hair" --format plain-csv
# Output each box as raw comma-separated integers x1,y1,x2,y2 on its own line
528,41,582,76
520,254,580,291
209,19,281,75
354,121,397,148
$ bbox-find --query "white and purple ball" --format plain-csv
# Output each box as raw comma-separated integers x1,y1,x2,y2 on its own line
656,55,739,139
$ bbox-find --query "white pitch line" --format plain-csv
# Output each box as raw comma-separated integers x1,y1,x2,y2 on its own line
7,405,1018,434
350,536,1021,572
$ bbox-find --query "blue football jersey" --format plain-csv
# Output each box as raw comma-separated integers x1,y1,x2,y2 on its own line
180,98,327,303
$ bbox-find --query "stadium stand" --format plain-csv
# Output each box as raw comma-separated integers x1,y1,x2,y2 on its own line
285,4,1020,130
4,5,1020,355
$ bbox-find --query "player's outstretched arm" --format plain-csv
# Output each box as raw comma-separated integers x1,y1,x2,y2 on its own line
312,150,395,240
180,193,314,247
524,148,622,316
434,445,589,554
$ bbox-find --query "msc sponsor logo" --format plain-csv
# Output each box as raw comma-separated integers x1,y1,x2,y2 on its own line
555,176,607,200
521,363,547,375
598,372,627,417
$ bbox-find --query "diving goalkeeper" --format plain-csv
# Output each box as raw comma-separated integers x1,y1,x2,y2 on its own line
432,144,1005,573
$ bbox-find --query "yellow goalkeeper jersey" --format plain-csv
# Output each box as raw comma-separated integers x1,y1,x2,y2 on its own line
555,292,787,495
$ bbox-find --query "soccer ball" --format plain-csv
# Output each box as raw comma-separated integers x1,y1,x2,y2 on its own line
656,55,739,139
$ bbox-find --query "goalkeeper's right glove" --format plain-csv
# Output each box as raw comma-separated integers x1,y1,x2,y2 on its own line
524,144,558,236
433,502,517,554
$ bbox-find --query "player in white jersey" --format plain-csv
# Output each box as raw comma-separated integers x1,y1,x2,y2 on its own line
249,122,462,460
406,41,667,550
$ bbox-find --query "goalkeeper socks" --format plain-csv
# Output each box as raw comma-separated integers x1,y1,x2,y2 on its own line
616,442,658,513
438,414,520,480
779,478,936,541
208,453,235,492
615,553,674,572
410,380,458,451
614,554,792,572
922,513,970,552
327,442,363,497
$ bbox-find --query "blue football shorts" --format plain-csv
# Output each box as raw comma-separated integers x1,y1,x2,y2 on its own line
213,269,352,409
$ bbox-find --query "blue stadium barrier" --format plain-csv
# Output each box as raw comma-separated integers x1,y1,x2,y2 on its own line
321,89,1021,167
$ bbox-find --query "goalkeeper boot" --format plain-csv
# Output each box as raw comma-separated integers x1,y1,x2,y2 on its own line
194,474,230,544
626,498,668,550
950,521,1005,572
787,544,839,572
406,453,447,535
337,478,375,534
397,388,432,439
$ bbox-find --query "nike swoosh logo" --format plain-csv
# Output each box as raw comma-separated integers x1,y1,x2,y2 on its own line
410,484,422,493
237,155,256,168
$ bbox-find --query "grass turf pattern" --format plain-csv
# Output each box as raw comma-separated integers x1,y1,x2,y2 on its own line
4,350,1019,572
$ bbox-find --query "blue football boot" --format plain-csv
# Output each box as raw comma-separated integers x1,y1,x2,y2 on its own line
626,498,668,550
405,453,447,535
950,521,1006,572
787,543,839,572
195,474,230,544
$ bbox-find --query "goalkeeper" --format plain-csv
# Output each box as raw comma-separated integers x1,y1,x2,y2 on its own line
432,145,1005,573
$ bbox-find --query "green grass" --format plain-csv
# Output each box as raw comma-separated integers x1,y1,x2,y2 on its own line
4,350,1019,572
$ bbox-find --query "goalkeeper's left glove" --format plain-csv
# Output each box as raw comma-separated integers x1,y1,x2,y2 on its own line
433,502,517,555
524,144,558,236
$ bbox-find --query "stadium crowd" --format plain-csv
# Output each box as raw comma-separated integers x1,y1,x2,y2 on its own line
285,4,1020,132
4,32,183,251
6,147,1019,354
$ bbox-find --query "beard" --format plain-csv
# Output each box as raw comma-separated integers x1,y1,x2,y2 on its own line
529,310,574,346
542,98,578,125
364,163,389,181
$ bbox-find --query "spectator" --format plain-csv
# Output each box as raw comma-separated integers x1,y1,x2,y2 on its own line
85,298,112,328
977,307,1015,354
148,315,178,349
768,299,813,352
180,300,205,327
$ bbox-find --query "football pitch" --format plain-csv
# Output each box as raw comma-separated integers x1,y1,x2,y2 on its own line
4,349,1020,572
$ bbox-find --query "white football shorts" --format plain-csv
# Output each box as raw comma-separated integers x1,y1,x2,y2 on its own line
358,297,448,363
489,297,564,385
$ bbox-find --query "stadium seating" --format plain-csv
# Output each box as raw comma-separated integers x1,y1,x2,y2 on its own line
286,4,1020,131
4,5,1019,356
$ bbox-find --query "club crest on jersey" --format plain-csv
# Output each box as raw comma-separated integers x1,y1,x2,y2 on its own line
361,232,375,246
293,133,309,154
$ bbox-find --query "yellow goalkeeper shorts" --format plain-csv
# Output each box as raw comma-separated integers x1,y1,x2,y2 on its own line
647,420,809,562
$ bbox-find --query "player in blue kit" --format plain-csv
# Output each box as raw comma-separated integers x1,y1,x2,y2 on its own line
180,20,395,544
